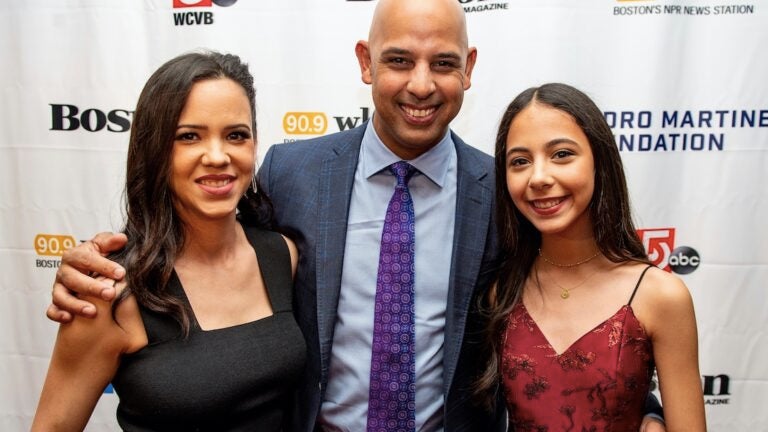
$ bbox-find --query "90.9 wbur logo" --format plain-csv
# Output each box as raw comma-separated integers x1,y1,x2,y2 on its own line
34,234,78,268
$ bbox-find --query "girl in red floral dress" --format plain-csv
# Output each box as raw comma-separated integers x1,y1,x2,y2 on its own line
476,83,706,431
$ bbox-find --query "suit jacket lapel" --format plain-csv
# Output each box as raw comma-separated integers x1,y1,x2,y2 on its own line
315,126,365,382
443,133,494,394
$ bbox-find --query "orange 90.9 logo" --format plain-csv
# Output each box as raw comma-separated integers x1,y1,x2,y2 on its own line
34,234,77,257
283,112,328,135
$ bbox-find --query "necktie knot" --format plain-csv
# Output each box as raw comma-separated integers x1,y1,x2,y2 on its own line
389,161,416,187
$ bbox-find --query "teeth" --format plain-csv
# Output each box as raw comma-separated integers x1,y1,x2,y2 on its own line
200,179,231,187
533,198,562,209
404,107,435,118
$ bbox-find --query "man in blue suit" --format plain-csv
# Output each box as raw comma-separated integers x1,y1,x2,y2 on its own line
48,0,666,430
258,1,502,430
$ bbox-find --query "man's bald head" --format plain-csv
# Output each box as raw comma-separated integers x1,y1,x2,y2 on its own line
354,0,477,159
369,0,469,49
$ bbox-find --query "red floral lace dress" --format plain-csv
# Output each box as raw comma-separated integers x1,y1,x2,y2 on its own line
500,268,654,432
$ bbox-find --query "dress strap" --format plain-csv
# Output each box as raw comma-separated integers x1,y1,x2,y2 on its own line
242,225,294,313
627,265,654,306
136,271,189,343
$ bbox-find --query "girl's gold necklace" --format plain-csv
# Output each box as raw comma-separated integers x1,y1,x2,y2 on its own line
538,248,600,268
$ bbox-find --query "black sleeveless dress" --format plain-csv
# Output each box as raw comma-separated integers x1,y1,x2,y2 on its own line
111,227,306,431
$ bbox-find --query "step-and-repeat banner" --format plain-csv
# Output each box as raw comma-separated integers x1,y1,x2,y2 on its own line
1,0,765,430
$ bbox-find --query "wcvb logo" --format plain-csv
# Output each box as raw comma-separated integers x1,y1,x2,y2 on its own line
637,227,700,275
171,0,236,26
173,0,237,7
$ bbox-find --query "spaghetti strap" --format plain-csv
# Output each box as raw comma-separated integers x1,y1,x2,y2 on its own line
627,265,654,306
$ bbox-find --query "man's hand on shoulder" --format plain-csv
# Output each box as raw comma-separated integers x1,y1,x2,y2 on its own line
641,416,666,432
46,232,128,323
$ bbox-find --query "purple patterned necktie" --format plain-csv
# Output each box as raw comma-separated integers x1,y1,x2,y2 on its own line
367,161,417,432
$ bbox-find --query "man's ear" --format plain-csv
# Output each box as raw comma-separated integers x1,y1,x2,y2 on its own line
355,40,373,85
462,47,478,90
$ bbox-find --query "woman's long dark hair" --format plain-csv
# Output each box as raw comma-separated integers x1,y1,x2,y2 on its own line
111,51,273,336
475,83,650,409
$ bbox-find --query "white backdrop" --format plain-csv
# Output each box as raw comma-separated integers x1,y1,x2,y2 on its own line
1,0,766,430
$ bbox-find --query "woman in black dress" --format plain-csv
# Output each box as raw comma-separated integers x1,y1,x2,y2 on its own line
33,51,306,431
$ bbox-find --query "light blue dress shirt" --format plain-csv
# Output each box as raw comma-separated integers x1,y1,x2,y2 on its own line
318,121,457,431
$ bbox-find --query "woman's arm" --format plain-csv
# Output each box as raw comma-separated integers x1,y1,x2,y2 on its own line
644,269,706,431
32,285,144,431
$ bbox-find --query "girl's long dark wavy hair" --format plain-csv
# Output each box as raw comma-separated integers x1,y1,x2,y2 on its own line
111,51,273,336
475,83,650,409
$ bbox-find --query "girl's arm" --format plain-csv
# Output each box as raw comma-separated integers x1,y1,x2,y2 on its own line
644,269,707,431
32,286,144,431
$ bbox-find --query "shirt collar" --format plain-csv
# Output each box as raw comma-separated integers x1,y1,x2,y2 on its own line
361,119,453,188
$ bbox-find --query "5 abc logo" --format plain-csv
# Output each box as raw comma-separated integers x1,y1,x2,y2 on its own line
637,228,700,275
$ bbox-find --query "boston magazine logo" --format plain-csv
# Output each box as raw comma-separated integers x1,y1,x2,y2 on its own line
637,227,700,274
50,104,133,133
459,0,509,14
172,0,238,26
649,370,732,406
346,0,509,14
